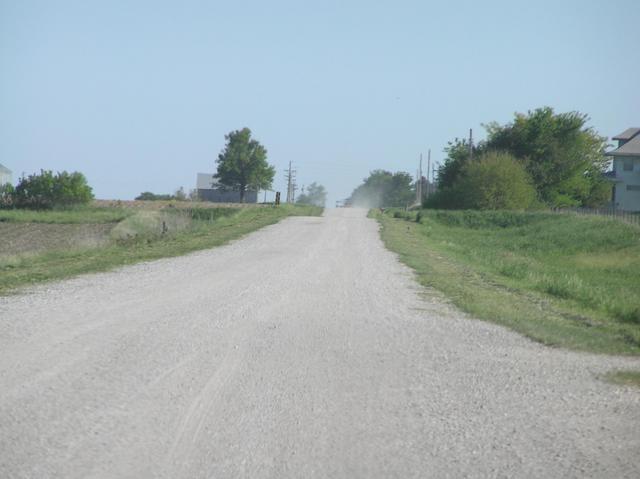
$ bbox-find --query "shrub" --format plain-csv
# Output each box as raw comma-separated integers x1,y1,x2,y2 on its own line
14,170,93,209
0,183,15,209
456,151,536,210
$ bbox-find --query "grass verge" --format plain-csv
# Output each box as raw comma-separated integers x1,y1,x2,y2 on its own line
374,209,640,355
0,206,134,224
0,204,321,295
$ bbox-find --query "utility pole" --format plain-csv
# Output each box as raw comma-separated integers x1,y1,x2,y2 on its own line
419,153,423,203
284,161,297,203
469,128,474,162
285,161,291,203
426,149,431,198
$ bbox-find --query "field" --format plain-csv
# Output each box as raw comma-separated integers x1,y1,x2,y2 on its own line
375,209,640,355
0,202,322,294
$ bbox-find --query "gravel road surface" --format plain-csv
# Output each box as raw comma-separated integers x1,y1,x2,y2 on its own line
1,208,639,478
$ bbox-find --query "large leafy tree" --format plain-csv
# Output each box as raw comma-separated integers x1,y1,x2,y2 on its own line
297,182,327,207
434,107,609,208
437,138,482,190
483,107,609,207
215,128,275,202
350,170,414,207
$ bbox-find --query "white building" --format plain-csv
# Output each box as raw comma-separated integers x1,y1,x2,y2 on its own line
0,164,11,185
606,128,640,212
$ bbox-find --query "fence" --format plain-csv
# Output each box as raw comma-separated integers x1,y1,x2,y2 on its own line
550,207,640,227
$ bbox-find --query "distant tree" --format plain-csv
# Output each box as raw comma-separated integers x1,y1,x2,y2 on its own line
174,186,186,201
135,192,158,201
456,151,536,210
297,182,327,207
350,170,414,207
135,192,174,201
483,107,609,207
215,128,275,203
14,170,93,209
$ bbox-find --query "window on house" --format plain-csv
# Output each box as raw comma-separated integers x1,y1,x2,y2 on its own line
623,159,633,171
626,185,640,191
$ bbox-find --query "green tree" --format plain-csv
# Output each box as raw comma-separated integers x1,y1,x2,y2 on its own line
297,182,327,207
350,170,414,207
436,138,482,190
455,151,536,210
215,128,275,203
484,107,609,207
135,192,158,201
14,170,93,209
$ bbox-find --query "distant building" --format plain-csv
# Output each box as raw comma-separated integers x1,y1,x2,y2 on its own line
605,128,640,211
196,173,258,203
0,164,12,185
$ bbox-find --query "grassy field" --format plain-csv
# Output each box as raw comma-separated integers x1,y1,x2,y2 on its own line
375,209,640,355
0,204,321,295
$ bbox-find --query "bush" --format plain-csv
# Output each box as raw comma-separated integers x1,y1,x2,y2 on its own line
0,183,15,209
13,170,93,209
456,152,536,210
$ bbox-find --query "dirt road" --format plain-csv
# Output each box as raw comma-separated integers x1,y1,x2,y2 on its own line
1,208,638,478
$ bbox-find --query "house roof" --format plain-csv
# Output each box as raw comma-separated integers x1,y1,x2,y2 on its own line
612,127,640,141
606,135,640,157
196,172,220,190
0,164,11,174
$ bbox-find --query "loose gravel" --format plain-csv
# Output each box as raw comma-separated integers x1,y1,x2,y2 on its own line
0,208,638,478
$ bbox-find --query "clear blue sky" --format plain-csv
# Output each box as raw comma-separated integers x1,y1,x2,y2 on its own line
1,0,639,205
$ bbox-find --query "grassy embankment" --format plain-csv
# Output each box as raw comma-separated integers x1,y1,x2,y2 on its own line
0,203,322,295
374,209,640,356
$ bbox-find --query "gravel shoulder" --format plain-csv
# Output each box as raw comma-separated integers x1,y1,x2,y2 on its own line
0,208,638,478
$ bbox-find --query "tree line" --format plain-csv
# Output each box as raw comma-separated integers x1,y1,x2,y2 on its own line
0,170,93,209
427,107,610,210
348,107,612,210
1,127,328,209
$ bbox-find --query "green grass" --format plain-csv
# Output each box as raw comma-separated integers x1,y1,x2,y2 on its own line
604,370,640,387
0,204,322,295
0,206,133,224
374,209,640,355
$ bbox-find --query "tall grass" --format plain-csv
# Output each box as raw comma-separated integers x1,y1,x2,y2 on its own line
0,206,132,224
376,209,640,354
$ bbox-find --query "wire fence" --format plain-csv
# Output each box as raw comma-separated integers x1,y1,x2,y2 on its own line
550,207,640,227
